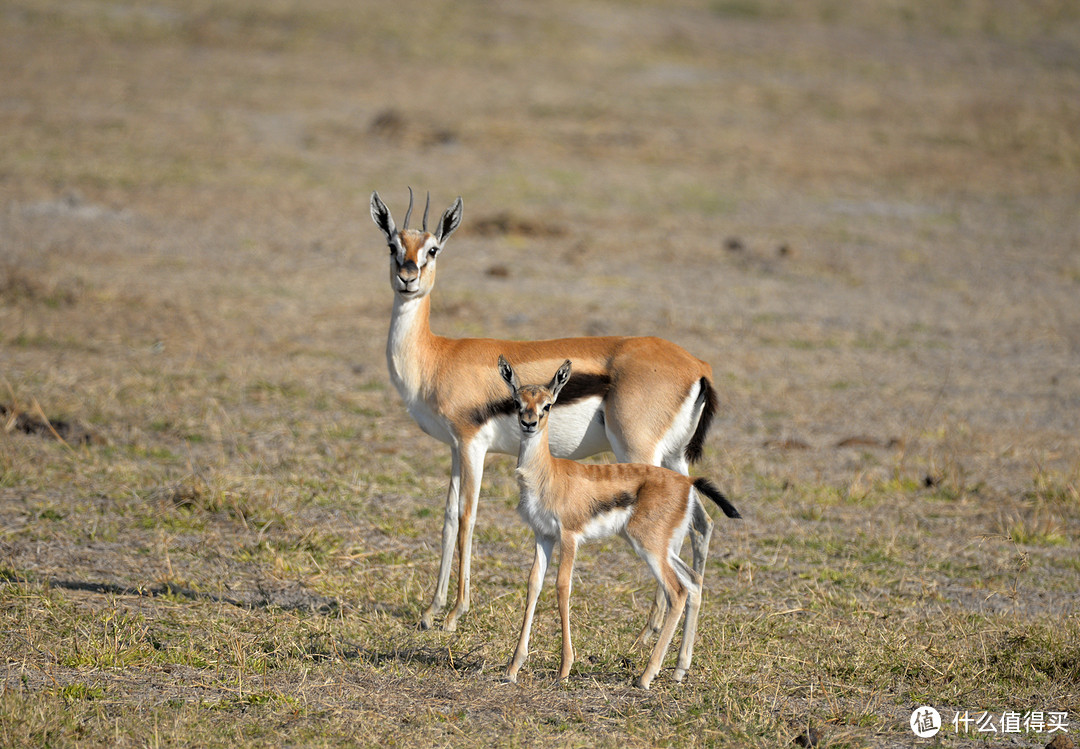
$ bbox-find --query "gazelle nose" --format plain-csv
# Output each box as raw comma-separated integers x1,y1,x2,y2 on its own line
397,260,419,284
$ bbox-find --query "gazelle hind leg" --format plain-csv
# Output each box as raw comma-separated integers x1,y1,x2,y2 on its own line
672,554,704,683
635,559,688,690
632,450,698,649
626,451,673,651
689,497,713,576
420,448,462,630
632,588,667,651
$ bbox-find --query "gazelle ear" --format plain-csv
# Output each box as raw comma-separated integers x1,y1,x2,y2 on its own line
436,197,463,243
371,191,396,241
498,355,519,394
548,360,572,401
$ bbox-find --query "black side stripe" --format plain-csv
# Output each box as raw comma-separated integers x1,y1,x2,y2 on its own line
556,372,611,405
469,398,517,426
469,372,612,426
592,491,636,517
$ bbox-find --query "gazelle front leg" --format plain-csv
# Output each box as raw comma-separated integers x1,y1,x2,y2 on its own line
420,447,462,630
556,534,578,681
443,439,486,632
506,534,554,683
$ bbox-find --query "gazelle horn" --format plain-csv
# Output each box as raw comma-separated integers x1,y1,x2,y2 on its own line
403,186,415,230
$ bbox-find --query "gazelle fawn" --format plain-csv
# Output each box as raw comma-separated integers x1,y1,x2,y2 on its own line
499,357,741,689
370,189,722,634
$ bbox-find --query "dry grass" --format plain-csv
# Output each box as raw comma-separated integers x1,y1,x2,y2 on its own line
2,0,1079,746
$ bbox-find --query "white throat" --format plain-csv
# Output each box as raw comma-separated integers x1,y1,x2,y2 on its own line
515,428,553,491
386,293,429,400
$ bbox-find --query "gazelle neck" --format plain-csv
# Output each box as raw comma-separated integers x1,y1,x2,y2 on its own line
516,426,556,498
387,292,434,400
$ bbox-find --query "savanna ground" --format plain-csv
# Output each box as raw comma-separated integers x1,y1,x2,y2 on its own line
1,1,1079,746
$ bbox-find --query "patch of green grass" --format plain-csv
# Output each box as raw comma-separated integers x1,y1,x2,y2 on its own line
1000,513,1068,547
58,683,106,702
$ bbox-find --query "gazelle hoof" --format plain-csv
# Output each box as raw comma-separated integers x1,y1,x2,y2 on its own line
633,675,652,690
672,668,687,683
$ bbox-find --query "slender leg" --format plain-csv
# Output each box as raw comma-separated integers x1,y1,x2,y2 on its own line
420,447,461,630
506,534,554,683
632,588,668,651
556,534,578,681
636,560,688,690
672,555,703,683
606,437,668,652
688,498,713,578
633,456,695,649
443,440,486,631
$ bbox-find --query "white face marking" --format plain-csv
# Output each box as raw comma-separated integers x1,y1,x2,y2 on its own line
418,236,440,267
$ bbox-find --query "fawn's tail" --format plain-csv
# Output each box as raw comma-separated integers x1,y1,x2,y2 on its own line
693,477,741,519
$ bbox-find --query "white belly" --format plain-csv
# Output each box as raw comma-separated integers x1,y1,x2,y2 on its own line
404,397,453,444
581,506,632,541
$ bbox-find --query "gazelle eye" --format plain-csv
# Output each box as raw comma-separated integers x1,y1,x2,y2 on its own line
542,404,551,413
427,246,439,258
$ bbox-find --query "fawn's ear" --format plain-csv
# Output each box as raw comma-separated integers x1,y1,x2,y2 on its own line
370,191,396,242
498,355,519,395
548,360,572,401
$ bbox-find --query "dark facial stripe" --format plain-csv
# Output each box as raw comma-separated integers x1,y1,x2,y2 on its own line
592,491,636,517
468,372,612,427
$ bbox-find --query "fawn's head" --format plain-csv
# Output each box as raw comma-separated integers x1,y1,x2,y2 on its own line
498,356,571,435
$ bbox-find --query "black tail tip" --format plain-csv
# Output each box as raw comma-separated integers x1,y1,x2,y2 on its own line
693,477,741,519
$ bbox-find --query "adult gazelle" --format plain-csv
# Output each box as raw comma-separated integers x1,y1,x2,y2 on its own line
371,189,722,634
